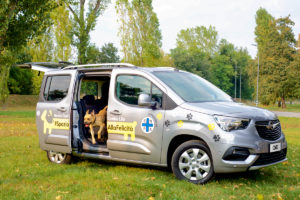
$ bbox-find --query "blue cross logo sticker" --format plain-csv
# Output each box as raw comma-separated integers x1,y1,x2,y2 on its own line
141,117,155,134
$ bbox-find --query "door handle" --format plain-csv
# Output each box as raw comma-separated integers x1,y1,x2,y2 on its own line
110,110,121,115
57,107,67,112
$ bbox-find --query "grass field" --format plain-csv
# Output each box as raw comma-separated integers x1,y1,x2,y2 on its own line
259,104,300,113
0,108,300,199
244,101,300,113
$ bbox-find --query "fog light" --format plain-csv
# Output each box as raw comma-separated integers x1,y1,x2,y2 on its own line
222,147,250,161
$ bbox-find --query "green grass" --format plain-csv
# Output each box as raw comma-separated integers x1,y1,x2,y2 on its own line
0,95,37,111
245,101,300,113
259,103,300,113
0,108,300,200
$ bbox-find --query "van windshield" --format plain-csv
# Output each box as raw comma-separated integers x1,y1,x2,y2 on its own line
153,71,233,102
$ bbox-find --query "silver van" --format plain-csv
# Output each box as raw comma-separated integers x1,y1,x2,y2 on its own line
20,62,287,184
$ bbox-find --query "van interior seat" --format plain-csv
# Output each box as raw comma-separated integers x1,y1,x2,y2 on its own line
82,95,97,113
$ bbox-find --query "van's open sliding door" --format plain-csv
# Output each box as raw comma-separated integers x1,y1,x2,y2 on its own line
16,62,76,153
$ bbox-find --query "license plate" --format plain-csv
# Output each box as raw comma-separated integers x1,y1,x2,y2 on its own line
270,143,281,153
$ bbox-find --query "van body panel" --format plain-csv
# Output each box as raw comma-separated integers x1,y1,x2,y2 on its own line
36,70,77,153
160,106,214,165
107,68,166,163
180,101,277,121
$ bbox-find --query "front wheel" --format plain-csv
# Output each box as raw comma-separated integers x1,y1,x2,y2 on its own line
171,140,214,184
47,150,73,164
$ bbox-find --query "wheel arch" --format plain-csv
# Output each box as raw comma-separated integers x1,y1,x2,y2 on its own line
166,134,210,169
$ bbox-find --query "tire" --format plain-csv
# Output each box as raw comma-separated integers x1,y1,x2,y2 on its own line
47,150,73,164
171,140,214,184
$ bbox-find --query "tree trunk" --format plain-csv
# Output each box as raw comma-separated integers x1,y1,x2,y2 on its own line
0,49,14,104
278,100,281,108
281,96,286,108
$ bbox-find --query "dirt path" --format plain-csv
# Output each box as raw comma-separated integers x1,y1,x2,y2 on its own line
273,111,300,118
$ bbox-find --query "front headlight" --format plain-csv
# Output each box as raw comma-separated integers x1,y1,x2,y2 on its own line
213,115,250,132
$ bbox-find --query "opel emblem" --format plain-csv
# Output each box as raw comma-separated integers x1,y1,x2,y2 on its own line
266,121,279,130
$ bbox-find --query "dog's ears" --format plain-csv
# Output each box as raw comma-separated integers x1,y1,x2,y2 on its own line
86,110,89,114
91,110,95,115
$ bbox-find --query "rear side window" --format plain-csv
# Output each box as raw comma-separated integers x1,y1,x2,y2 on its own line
43,75,71,101
116,75,163,107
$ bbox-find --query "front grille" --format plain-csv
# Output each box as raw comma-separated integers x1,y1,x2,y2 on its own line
252,148,287,166
255,120,281,141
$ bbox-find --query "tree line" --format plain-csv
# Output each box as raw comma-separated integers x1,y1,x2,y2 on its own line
0,1,299,107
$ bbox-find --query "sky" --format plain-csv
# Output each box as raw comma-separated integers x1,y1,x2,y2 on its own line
90,0,300,58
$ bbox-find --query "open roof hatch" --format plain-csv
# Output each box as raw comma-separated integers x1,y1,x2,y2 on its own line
15,62,135,72
16,61,74,72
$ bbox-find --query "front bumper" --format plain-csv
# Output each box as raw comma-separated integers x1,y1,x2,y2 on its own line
249,157,287,170
208,121,288,173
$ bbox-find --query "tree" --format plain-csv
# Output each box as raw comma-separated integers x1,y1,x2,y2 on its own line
68,0,110,64
210,39,236,95
8,68,33,94
26,28,54,94
7,51,33,94
116,0,162,66
176,26,218,56
158,50,174,67
210,54,234,94
214,39,252,99
289,52,300,99
0,0,57,102
98,43,120,63
255,8,274,54
255,8,297,107
86,43,120,63
0,1,56,52
270,16,296,107
235,48,253,100
86,44,101,63
171,25,253,99
52,1,72,62
171,47,211,79
170,26,218,80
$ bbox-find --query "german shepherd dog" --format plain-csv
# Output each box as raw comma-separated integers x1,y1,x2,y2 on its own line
84,106,108,144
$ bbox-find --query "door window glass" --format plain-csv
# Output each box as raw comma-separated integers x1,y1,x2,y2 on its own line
43,75,71,101
80,81,98,99
151,84,163,107
116,75,163,107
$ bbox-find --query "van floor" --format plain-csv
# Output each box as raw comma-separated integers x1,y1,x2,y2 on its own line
82,138,109,154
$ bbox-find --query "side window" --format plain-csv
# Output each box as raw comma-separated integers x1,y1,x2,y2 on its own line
80,81,98,99
116,75,163,108
43,75,71,102
152,84,163,107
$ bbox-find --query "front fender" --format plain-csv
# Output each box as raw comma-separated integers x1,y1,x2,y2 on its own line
161,108,218,165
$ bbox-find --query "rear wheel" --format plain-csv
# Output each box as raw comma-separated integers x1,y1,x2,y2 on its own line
47,150,73,164
171,140,214,184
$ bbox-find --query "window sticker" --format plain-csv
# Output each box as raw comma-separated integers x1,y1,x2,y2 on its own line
141,117,155,134
107,121,137,141
41,110,69,134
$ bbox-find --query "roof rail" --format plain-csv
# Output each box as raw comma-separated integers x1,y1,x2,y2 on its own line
59,61,74,66
63,63,135,70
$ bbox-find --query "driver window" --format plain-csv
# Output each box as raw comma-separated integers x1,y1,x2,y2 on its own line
151,84,163,108
116,75,163,108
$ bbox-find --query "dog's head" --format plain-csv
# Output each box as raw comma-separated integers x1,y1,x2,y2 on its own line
84,110,95,127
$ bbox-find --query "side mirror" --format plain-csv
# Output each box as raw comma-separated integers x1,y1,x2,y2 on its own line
138,93,156,108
